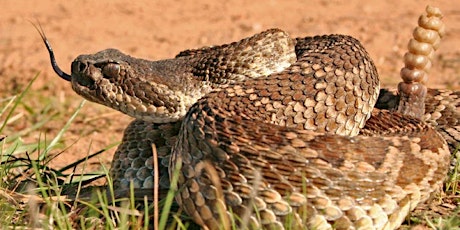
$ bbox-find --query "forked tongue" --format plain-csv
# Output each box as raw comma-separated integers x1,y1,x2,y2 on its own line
33,23,72,81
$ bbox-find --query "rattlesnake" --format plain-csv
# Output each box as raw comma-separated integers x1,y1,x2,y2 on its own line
37,6,459,230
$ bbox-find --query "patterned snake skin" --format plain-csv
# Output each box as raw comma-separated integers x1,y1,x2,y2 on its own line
38,6,459,230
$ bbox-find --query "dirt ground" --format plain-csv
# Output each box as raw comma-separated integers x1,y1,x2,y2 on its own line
1,0,459,206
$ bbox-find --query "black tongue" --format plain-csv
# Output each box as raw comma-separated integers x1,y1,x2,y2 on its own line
33,22,72,82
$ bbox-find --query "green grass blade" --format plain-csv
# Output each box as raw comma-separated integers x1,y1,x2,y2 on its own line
0,73,39,134
40,100,86,160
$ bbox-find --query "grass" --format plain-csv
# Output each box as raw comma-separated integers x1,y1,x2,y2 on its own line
0,75,190,229
0,74,459,229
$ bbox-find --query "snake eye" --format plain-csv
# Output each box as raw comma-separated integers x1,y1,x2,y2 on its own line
101,63,120,79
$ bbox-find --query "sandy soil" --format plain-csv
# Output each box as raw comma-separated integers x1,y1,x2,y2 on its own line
1,0,459,207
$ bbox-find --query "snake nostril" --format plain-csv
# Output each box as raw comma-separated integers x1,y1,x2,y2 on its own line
78,62,87,72
72,61,87,73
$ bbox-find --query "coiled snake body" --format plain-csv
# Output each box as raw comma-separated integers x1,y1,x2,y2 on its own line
39,7,459,230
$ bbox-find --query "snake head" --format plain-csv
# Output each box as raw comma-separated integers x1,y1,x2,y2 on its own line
70,49,214,123
37,26,210,123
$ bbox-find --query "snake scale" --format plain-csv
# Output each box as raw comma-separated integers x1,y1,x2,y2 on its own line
38,6,460,230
